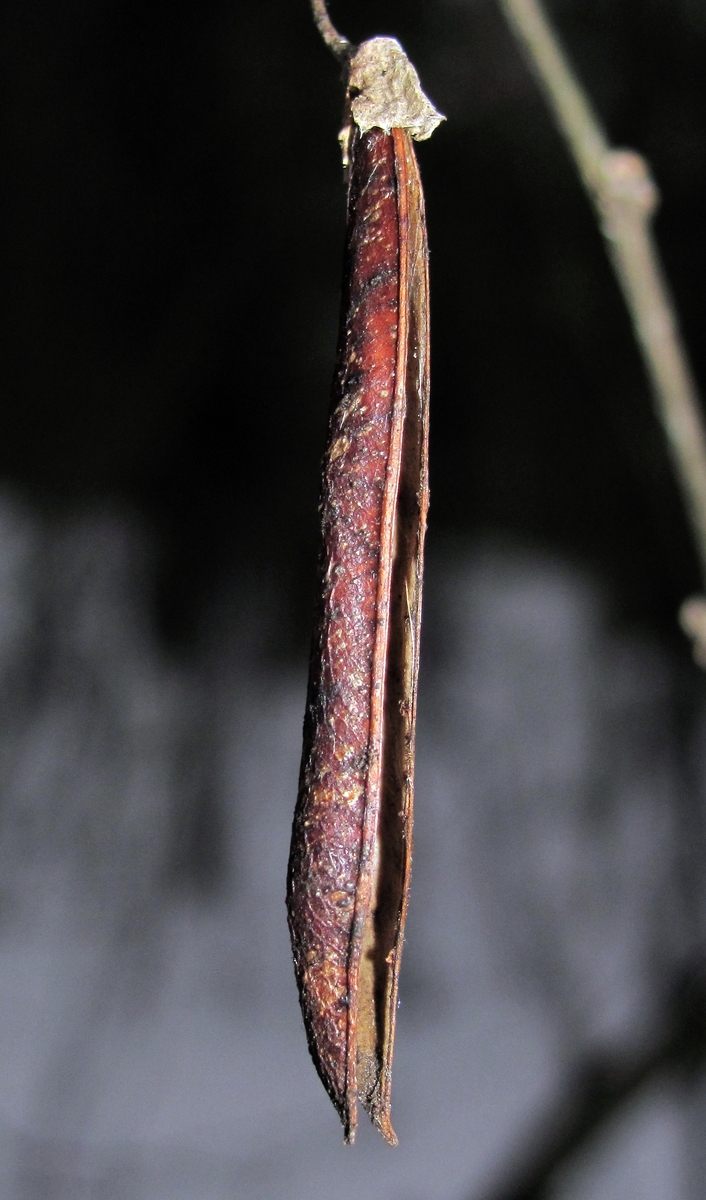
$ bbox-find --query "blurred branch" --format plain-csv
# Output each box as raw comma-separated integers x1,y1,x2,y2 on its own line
497,0,706,663
472,966,706,1200
310,0,352,63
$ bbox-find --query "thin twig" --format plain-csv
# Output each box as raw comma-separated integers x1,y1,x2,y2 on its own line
497,0,706,653
310,0,352,63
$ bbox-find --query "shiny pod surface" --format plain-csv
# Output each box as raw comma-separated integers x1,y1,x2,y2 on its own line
287,125,430,1144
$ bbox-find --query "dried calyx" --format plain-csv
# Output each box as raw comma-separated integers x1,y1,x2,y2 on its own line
339,38,445,166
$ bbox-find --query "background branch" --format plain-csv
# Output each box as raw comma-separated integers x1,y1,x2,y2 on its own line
472,966,706,1200
497,0,706,658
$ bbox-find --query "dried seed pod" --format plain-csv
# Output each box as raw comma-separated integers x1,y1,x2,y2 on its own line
287,38,443,1145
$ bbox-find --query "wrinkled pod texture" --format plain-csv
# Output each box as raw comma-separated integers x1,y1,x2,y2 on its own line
287,125,430,1145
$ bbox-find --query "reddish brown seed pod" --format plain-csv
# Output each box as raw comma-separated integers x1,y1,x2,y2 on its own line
287,38,443,1145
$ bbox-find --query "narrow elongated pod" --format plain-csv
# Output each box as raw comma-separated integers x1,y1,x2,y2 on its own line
287,38,443,1145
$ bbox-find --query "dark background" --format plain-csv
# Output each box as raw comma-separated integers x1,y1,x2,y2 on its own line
1,6,706,1193
2,0,705,652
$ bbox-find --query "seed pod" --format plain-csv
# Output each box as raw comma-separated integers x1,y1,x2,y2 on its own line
287,38,443,1145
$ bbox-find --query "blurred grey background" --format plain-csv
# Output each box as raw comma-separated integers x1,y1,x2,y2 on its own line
1,0,706,1196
